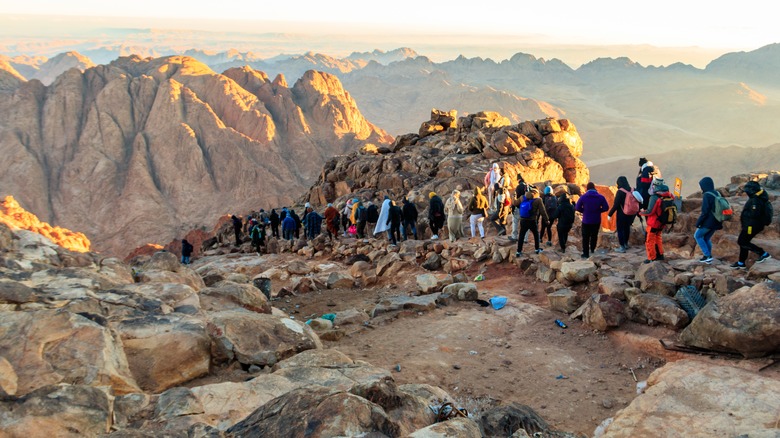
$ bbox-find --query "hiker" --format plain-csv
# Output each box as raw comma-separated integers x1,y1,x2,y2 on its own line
541,186,558,246
305,207,323,239
732,181,773,268
554,192,575,252
636,158,655,210
282,214,296,241
469,186,488,238
269,209,280,238
694,177,723,264
515,187,549,256
366,200,380,232
509,176,529,242
445,189,465,242
485,163,502,206
231,215,242,246
356,200,369,238
181,239,193,264
575,182,610,259
374,196,392,240
428,192,446,239
607,176,639,253
258,209,269,226
249,219,265,253
402,197,419,240
639,179,674,263
324,203,339,241
342,200,353,236
289,209,301,239
387,200,403,245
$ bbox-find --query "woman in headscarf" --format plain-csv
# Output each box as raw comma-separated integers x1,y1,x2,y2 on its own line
486,163,502,206
445,190,465,241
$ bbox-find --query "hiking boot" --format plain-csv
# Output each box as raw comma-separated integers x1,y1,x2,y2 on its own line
535,248,543,254
431,235,439,240
615,246,626,253
730,261,746,269
546,241,553,246
581,254,589,259
699,255,713,264
515,251,522,257
643,259,654,264
757,252,772,263
656,254,665,261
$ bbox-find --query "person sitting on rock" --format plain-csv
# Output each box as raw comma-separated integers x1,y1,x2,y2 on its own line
575,182,610,259
732,181,773,268
639,179,673,263
554,192,575,252
445,189,465,242
387,200,403,245
402,197,419,240
180,239,193,264
515,187,549,256
428,192,446,239
469,186,489,238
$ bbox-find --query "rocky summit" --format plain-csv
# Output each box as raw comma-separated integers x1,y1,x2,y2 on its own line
0,55,391,256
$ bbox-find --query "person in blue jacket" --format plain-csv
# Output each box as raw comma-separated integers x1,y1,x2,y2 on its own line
694,176,723,264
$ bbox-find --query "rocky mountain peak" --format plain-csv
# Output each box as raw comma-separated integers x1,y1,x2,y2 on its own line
0,196,90,253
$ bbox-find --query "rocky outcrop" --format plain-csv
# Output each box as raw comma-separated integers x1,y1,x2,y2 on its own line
29,51,95,85
0,196,90,253
0,55,391,256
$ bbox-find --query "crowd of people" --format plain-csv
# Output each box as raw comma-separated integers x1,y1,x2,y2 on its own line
213,157,772,269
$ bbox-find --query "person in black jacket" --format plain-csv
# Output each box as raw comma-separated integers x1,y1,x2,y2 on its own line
402,197,419,240
607,176,637,253
731,181,772,268
515,188,549,256
387,200,403,245
555,193,576,253
694,177,723,264
269,209,280,238
181,239,193,264
428,192,446,239
231,215,242,246
290,209,302,239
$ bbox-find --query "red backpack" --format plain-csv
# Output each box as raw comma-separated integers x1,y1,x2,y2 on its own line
620,188,640,215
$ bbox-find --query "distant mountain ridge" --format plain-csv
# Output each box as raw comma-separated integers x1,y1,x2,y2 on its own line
0,55,390,255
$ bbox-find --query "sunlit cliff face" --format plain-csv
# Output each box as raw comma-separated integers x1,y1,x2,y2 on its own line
0,196,91,253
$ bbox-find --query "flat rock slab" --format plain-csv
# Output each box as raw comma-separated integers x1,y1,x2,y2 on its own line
372,293,442,317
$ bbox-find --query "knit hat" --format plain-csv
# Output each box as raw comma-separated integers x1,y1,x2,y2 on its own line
586,182,596,190
429,192,436,199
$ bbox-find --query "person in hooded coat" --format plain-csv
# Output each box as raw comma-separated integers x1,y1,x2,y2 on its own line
428,192,446,239
694,176,723,264
731,181,772,268
402,198,419,240
486,163,502,206
324,203,339,241
445,190,465,241
282,214,296,241
575,182,610,259
231,215,242,246
510,175,529,242
269,209,280,238
639,179,674,263
515,187,549,256
554,193,575,252
386,200,403,245
181,239,193,264
607,176,637,253
289,209,301,239
540,186,558,246
374,196,393,239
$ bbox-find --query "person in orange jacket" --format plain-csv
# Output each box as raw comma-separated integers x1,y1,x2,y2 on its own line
638,179,674,263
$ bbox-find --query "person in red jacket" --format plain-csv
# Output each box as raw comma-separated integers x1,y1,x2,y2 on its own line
638,180,674,263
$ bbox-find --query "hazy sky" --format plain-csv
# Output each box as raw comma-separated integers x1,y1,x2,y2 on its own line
2,0,778,49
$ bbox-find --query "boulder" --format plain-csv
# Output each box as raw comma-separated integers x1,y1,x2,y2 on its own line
535,265,555,283
409,417,482,437
201,281,269,313
0,356,17,396
136,267,206,292
574,294,626,331
0,385,112,437
333,308,370,326
628,294,690,329
441,282,478,301
376,252,403,276
372,294,441,317
603,360,780,437
547,289,579,314
598,276,629,300
0,280,37,304
114,314,211,393
636,262,675,295
349,261,373,278
119,282,200,312
308,318,333,332
207,310,322,366
421,253,443,271
326,271,354,289
271,349,355,371
478,403,552,437
679,281,780,357
154,387,205,420
0,310,139,396
286,260,312,275
747,257,780,279
416,273,453,294
142,250,180,272
226,386,400,437
291,276,318,294
559,261,596,283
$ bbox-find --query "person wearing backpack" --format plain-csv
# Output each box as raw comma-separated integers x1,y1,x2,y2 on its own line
469,186,489,238
515,187,549,256
356,202,369,238
249,219,265,253
694,177,724,264
366,201,379,230
428,192,446,239
639,179,674,263
541,186,558,246
402,197,419,240
554,193,575,252
575,182,610,259
445,190,465,241
510,175,529,242
731,181,772,268
607,176,639,253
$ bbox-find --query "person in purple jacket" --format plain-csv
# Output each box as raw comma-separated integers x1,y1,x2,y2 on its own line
575,182,610,259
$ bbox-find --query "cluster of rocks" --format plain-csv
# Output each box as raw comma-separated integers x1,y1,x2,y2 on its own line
304,109,590,222
0,219,583,437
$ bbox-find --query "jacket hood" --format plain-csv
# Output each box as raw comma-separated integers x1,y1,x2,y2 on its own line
699,177,715,193
616,176,631,191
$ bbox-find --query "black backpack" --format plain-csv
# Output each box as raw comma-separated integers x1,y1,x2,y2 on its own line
358,206,368,222
762,199,774,226
658,197,677,226
366,205,379,222
543,194,558,215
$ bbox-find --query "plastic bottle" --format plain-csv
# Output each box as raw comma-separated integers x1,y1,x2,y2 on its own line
554,319,568,328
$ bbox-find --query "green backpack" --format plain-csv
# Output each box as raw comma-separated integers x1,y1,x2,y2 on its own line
707,192,733,222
